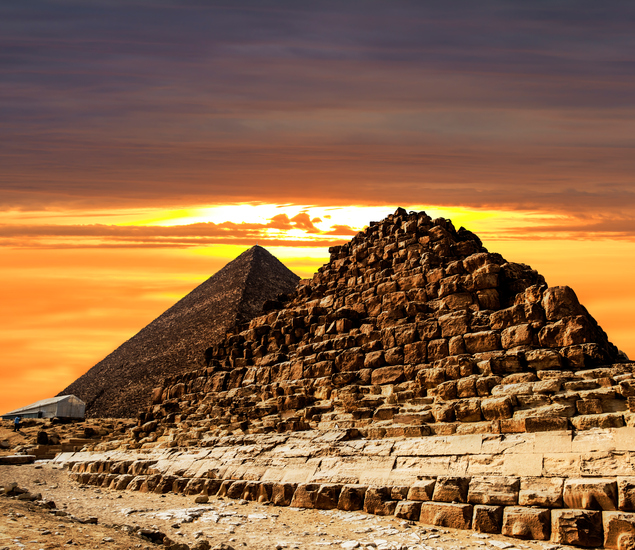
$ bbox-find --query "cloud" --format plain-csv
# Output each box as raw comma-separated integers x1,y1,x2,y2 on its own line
0,1,633,215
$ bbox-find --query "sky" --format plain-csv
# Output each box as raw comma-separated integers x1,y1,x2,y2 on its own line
1,1,634,414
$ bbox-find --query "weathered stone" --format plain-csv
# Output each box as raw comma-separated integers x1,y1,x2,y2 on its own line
619,478,635,511
363,486,397,516
271,483,296,506
315,484,342,510
501,324,533,349
432,476,470,503
571,413,625,430
518,477,564,508
464,331,501,354
371,365,404,385
525,349,563,370
542,286,585,321
604,511,635,549
226,480,247,500
501,506,550,540
419,502,473,530
563,478,618,510
467,476,519,506
407,479,436,501
524,416,569,432
454,399,482,423
481,397,514,421
472,505,503,534
395,500,422,520
551,509,603,547
338,485,367,511
289,483,319,508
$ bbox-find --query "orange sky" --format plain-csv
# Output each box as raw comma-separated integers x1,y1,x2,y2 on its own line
1,204,634,414
1,3,634,414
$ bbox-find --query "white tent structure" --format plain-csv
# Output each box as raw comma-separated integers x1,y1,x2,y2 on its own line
2,395,85,420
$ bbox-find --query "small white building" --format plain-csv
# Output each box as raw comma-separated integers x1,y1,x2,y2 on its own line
2,395,85,420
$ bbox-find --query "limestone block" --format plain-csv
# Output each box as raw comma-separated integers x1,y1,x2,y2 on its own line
363,486,397,516
271,482,297,506
519,477,564,508
564,478,618,510
542,286,585,321
395,500,422,520
417,367,445,389
338,484,368,511
619,478,635,511
472,504,503,533
385,346,404,366
404,341,427,365
226,480,247,500
464,331,501,354
454,398,482,423
289,482,319,508
524,416,569,432
604,511,635,549
256,482,273,503
428,339,449,362
438,311,470,338
419,502,473,530
501,324,533,349
571,413,625,430
432,476,470,503
501,506,551,540
467,476,519,505
111,474,134,491
371,366,404,385
525,349,563,371
432,403,455,423
551,509,603,547
457,377,478,398
315,483,342,510
407,479,436,501
481,397,514,421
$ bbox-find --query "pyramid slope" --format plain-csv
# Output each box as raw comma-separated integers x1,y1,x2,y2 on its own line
137,208,631,447
59,246,300,418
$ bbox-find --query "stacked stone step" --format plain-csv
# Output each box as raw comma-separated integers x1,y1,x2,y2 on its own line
65,449,635,549
131,208,628,449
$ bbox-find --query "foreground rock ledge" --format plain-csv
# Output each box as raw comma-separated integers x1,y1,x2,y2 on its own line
55,426,635,548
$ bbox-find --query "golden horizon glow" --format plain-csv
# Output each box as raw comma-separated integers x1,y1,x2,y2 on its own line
1,203,634,415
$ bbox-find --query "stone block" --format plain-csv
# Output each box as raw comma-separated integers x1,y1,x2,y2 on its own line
256,482,273,503
454,399,482,423
315,484,342,510
419,502,473,530
467,476,519,506
371,365,404,385
542,286,585,321
407,479,436,501
604,511,635,549
524,416,569,432
564,478,618,511
432,476,470,503
619,478,635,511
395,500,422,520
226,480,247,500
290,482,319,508
271,482,297,506
464,331,501,354
525,349,563,371
501,506,551,540
363,486,396,516
472,504,503,533
551,509,603,547
338,484,368,511
571,413,625,430
481,397,514,421
519,477,564,508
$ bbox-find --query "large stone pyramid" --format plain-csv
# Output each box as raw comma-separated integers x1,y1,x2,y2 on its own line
59,245,300,418
141,208,626,440
63,210,635,547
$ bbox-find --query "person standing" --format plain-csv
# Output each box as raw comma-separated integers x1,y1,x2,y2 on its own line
13,416,20,432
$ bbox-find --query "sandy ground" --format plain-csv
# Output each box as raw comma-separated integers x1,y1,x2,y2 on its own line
0,460,574,550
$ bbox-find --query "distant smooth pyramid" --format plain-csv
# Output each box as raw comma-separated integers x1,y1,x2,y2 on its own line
59,245,300,418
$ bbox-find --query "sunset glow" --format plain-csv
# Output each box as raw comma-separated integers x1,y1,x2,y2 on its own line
1,2,634,415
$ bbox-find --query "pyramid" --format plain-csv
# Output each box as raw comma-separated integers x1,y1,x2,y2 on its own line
65,209,635,545
138,208,628,440
59,245,300,418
